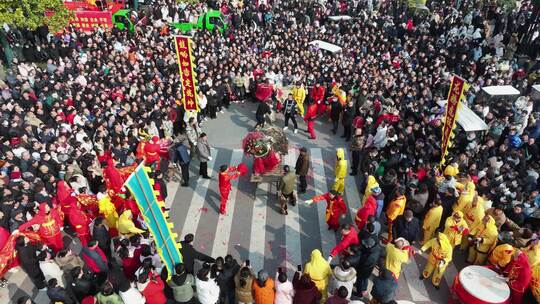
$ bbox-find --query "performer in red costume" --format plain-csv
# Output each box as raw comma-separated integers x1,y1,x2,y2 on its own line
503,250,532,304
103,158,126,194
306,190,347,231
218,165,241,215
68,201,91,246
143,136,162,168
56,180,77,217
18,203,64,252
330,224,359,258
355,187,380,230
310,83,326,116
304,103,318,139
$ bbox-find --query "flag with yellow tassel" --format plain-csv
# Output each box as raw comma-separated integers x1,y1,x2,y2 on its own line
440,75,468,166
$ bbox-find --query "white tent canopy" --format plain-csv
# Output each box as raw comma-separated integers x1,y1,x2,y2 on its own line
437,100,489,132
328,15,353,21
481,85,520,96
309,40,342,53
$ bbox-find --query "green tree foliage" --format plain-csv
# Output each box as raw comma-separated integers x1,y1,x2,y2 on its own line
0,0,72,33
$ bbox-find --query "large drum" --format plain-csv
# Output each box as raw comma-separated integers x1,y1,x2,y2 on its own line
451,265,510,304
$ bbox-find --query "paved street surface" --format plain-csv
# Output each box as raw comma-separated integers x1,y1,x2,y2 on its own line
4,102,466,303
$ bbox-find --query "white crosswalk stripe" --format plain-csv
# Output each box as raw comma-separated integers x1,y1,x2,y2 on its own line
309,148,337,259
211,149,244,258
249,182,268,272
344,150,362,221
179,148,217,236
283,149,302,276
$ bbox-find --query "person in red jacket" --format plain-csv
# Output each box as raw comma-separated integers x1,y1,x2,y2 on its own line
304,103,318,139
68,201,91,246
137,269,167,304
18,203,64,252
102,158,125,194
310,83,326,116
503,250,532,304
355,187,380,230
306,190,347,231
81,240,108,274
218,165,241,214
330,224,359,259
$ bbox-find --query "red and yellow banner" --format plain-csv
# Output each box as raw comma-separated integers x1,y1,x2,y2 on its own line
174,36,199,111
440,76,466,165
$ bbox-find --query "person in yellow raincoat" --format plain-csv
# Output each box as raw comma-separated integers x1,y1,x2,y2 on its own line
423,200,443,244
385,238,411,279
97,191,118,230
362,175,379,206
460,194,485,251
332,148,347,194
304,249,331,303
386,188,406,242
443,211,469,248
456,172,476,194
467,215,499,265
291,82,306,116
524,240,540,266
488,244,515,268
117,210,145,237
420,232,453,288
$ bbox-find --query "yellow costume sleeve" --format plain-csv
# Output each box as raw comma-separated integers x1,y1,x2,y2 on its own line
387,197,406,221
423,206,443,230
421,239,435,252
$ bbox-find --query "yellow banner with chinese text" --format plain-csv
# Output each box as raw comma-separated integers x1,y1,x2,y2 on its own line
440,76,467,166
174,36,199,111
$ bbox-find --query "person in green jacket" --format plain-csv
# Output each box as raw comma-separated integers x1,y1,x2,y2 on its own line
278,165,297,215
96,281,124,304
168,263,197,304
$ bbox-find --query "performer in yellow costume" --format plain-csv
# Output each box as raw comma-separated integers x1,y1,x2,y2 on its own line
422,201,443,244
304,249,331,303
488,244,515,268
467,215,499,265
385,238,411,279
459,194,485,251
524,241,540,266
443,211,469,248
118,210,145,237
362,175,379,206
332,148,347,194
420,233,453,288
456,172,476,194
291,82,306,116
386,188,406,242
97,192,118,230
531,263,540,302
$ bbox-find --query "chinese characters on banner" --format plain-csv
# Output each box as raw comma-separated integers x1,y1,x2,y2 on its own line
440,76,466,166
71,12,113,31
174,36,199,111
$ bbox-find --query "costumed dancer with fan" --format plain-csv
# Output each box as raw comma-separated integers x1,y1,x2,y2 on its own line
218,164,247,215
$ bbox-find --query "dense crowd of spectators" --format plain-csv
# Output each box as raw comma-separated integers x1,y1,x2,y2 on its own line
1,0,540,303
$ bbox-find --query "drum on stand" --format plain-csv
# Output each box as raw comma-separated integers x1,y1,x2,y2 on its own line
451,265,510,304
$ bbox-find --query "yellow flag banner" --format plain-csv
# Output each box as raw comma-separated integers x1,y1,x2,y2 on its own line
440,76,466,166
174,36,199,111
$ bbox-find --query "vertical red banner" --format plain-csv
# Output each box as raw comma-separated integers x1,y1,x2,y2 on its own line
440,76,465,165
174,36,199,111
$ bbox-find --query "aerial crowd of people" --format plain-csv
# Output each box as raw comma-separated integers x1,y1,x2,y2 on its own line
0,0,540,303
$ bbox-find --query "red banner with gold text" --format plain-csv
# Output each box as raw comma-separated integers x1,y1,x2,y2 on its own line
440,76,466,165
174,36,199,111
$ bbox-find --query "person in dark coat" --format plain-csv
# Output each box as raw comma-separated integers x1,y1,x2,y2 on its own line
15,236,46,289
215,255,240,304
67,266,96,302
292,271,321,304
176,136,191,187
352,234,381,297
255,100,271,129
329,97,342,134
295,147,310,193
46,278,76,304
370,268,398,304
341,101,354,141
179,233,215,274
92,216,111,257
392,209,420,245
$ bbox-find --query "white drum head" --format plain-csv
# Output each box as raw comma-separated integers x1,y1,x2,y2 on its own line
459,265,510,303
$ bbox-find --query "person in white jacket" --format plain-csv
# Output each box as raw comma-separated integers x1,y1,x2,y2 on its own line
196,267,220,304
38,250,66,288
274,269,294,304
328,259,356,300
119,281,146,304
